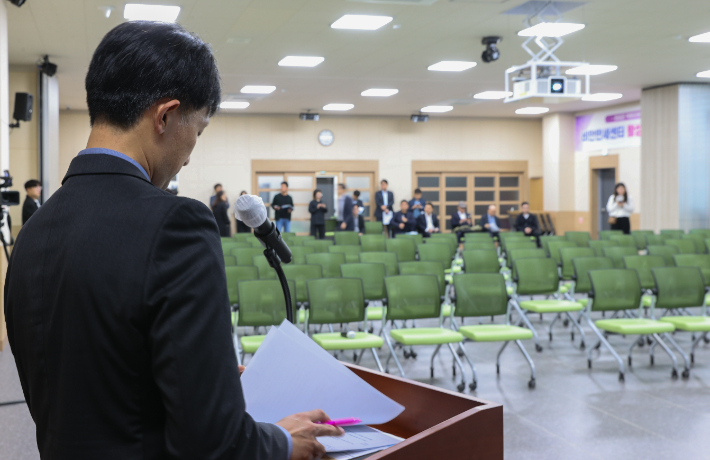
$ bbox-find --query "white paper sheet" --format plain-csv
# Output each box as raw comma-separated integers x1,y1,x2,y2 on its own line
241,320,404,425
317,425,402,453
327,447,388,460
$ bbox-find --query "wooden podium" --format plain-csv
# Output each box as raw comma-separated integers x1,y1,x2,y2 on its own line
335,363,504,460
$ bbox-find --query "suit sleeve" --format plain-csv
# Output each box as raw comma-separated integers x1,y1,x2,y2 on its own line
144,200,288,460
514,215,523,232
375,193,383,208
308,200,317,215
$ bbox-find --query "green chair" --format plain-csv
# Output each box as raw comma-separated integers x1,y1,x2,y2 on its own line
306,278,384,371
465,232,495,242
418,243,456,274
462,250,500,274
585,269,678,381
232,247,263,266
252,255,276,279
623,255,667,307
673,254,710,287
359,251,398,276
282,263,323,309
233,233,254,242
631,230,654,250
303,239,334,253
305,252,345,278
546,240,578,266
360,234,386,252
340,263,387,322
588,240,619,257
565,231,591,247
540,235,567,255
383,275,469,391
221,236,235,244
608,234,638,249
246,239,265,248
453,273,536,390
665,238,696,255
234,279,297,365
508,248,547,279
661,229,685,239
690,229,710,238
364,221,384,235
283,236,303,247
511,258,586,350
386,238,417,263
222,242,249,256
645,234,666,247
647,245,679,265
499,232,527,242
464,241,495,251
399,261,447,299
289,246,315,265
683,234,707,254
223,255,237,266
429,233,458,253
502,239,535,256
602,246,639,269
334,231,360,246
559,247,596,281
599,230,623,240
396,233,424,246
293,236,315,247
225,265,259,306
328,245,362,264
571,257,615,308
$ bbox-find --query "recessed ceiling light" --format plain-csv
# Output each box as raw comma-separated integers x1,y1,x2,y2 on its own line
278,56,324,67
241,85,276,94
689,32,710,43
220,101,250,109
581,93,623,102
518,22,585,37
331,14,393,30
474,91,513,100
123,4,180,22
515,107,549,115
361,88,399,97
566,65,618,76
421,106,453,113
428,61,477,72
697,70,710,78
323,103,354,111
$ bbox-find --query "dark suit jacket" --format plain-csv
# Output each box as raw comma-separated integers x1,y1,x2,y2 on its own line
450,212,472,229
374,190,394,221
21,195,39,225
5,154,288,460
308,199,328,225
212,201,231,237
392,211,414,235
515,213,540,234
343,213,365,232
416,213,440,237
479,214,502,234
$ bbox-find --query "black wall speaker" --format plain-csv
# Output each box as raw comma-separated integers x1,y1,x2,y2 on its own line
13,93,33,122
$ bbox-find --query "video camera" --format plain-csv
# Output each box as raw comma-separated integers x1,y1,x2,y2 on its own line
0,171,20,206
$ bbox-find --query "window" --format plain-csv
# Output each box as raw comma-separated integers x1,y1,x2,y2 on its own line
418,176,439,188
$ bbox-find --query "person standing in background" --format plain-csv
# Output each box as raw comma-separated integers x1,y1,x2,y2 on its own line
212,191,231,237
209,183,223,208
606,182,633,234
353,190,364,214
392,200,414,237
308,189,328,239
409,188,425,220
374,179,394,224
337,183,354,230
235,190,251,233
22,179,42,225
271,181,293,233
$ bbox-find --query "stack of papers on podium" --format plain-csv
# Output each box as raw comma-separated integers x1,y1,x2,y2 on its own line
241,320,405,456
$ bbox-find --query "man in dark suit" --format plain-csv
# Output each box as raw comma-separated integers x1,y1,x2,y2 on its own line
408,188,426,220
416,202,440,237
392,200,414,237
450,201,472,242
337,183,354,231
374,179,394,223
515,201,541,246
5,21,340,460
21,179,42,225
343,203,365,234
479,204,502,240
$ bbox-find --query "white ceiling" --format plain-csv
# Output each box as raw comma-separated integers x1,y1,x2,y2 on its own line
7,0,710,118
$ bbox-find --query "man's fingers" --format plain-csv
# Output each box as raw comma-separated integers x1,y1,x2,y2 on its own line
312,424,345,437
304,409,329,422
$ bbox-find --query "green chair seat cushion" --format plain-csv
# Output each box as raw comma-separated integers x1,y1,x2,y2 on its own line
312,332,384,350
240,335,266,354
577,298,589,307
519,299,584,313
389,327,463,345
366,306,386,321
459,324,533,342
659,316,710,332
595,318,674,335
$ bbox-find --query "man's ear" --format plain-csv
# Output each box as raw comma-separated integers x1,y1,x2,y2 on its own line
154,99,181,134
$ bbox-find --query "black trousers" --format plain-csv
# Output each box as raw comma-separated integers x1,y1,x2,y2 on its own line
311,223,325,239
611,217,631,234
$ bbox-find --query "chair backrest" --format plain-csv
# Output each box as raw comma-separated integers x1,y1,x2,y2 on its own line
503,239,536,256
652,266,706,310
672,254,710,287
630,230,653,249
328,245,362,263
647,244,679,265
282,264,323,303
599,230,623,240
547,240,579,265
225,265,259,304
588,269,642,312
232,247,264,266
290,246,316,265
221,237,234,244
645,234,665,247
540,235,567,255
340,263,387,300
622,255,666,290
462,249,500,274
334,231,360,246
608,234,637,249
252,255,276,279
396,233,424,246
601,246,639,269
429,233,458,253
364,221,384,235
564,231,591,247
417,243,452,267
302,239,334,253
690,229,710,238
588,240,619,257
466,232,495,241
665,238,697,254
359,251,399,275
233,233,254,242
223,255,237,266
237,279,297,327
513,257,560,295
572,257,614,294
386,238,417,262
464,241,495,251
360,234,387,252
222,242,250,255
682,234,708,254
499,232,527,242
453,273,509,318
305,252,346,278
559,247,596,280
508,248,546,278
661,229,685,239
398,261,446,297
384,275,441,320
246,239,265,248
306,278,366,324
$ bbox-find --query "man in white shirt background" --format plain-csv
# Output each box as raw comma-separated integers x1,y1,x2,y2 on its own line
374,179,394,230
416,202,440,237
480,204,502,241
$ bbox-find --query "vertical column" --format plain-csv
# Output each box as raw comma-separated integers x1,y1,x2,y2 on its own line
40,72,60,199
542,113,576,232
0,0,9,350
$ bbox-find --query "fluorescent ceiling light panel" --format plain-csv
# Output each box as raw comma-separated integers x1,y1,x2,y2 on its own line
361,88,399,97
515,107,549,115
323,103,354,111
427,61,477,72
581,93,623,102
566,64,618,76
421,106,453,113
689,32,710,43
518,22,585,37
697,70,710,78
241,85,276,94
220,101,250,109
474,91,513,100
331,14,393,30
123,4,180,22
278,56,324,67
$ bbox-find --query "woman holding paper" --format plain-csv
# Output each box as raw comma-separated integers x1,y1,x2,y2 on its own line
606,182,634,234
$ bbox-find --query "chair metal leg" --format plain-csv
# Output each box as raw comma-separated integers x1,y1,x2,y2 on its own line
429,344,442,377
370,348,384,373
355,350,364,366
662,333,690,378
649,340,657,364
690,332,708,364
234,334,243,367
585,314,625,380
565,311,586,348
383,332,405,377
514,339,537,388
627,338,638,367
548,313,560,341
446,343,467,392
651,333,679,379
496,341,510,374
457,343,478,391
512,299,542,352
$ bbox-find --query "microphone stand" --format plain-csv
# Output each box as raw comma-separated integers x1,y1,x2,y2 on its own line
262,247,293,324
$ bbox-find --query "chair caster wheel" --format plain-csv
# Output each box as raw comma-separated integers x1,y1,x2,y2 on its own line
457,349,464,357
496,364,500,375
535,344,543,352
411,351,418,358
594,342,601,350
704,336,710,344
682,369,690,379
587,359,592,369
549,332,553,341
618,372,625,382
403,351,411,359
457,383,465,392
671,369,679,379
647,337,654,345
430,367,434,378
650,356,654,366
637,337,645,347
563,319,569,327
469,382,477,391
353,352,358,362
528,379,536,389
628,356,632,367
580,342,586,350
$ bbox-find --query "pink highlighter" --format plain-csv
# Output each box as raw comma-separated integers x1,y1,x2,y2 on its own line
316,418,361,426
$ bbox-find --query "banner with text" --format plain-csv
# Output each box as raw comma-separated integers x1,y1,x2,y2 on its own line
575,105,641,152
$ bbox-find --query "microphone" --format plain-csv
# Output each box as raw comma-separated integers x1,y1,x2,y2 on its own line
235,195,292,264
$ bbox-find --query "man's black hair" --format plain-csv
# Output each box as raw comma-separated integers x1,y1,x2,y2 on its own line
281,181,289,187
401,200,408,204
86,21,221,129
521,201,529,207
381,179,388,185
414,188,421,194
214,183,222,190
353,190,360,197
338,183,346,190
25,179,41,190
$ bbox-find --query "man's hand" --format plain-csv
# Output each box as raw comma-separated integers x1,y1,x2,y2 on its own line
402,217,408,222
380,205,387,211
399,223,405,229
274,206,281,210
434,228,440,233
484,223,490,229
277,410,344,460
524,227,531,235
340,222,347,230
288,208,292,213
238,365,245,375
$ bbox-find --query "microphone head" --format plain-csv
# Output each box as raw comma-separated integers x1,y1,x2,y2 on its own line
235,194,267,228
